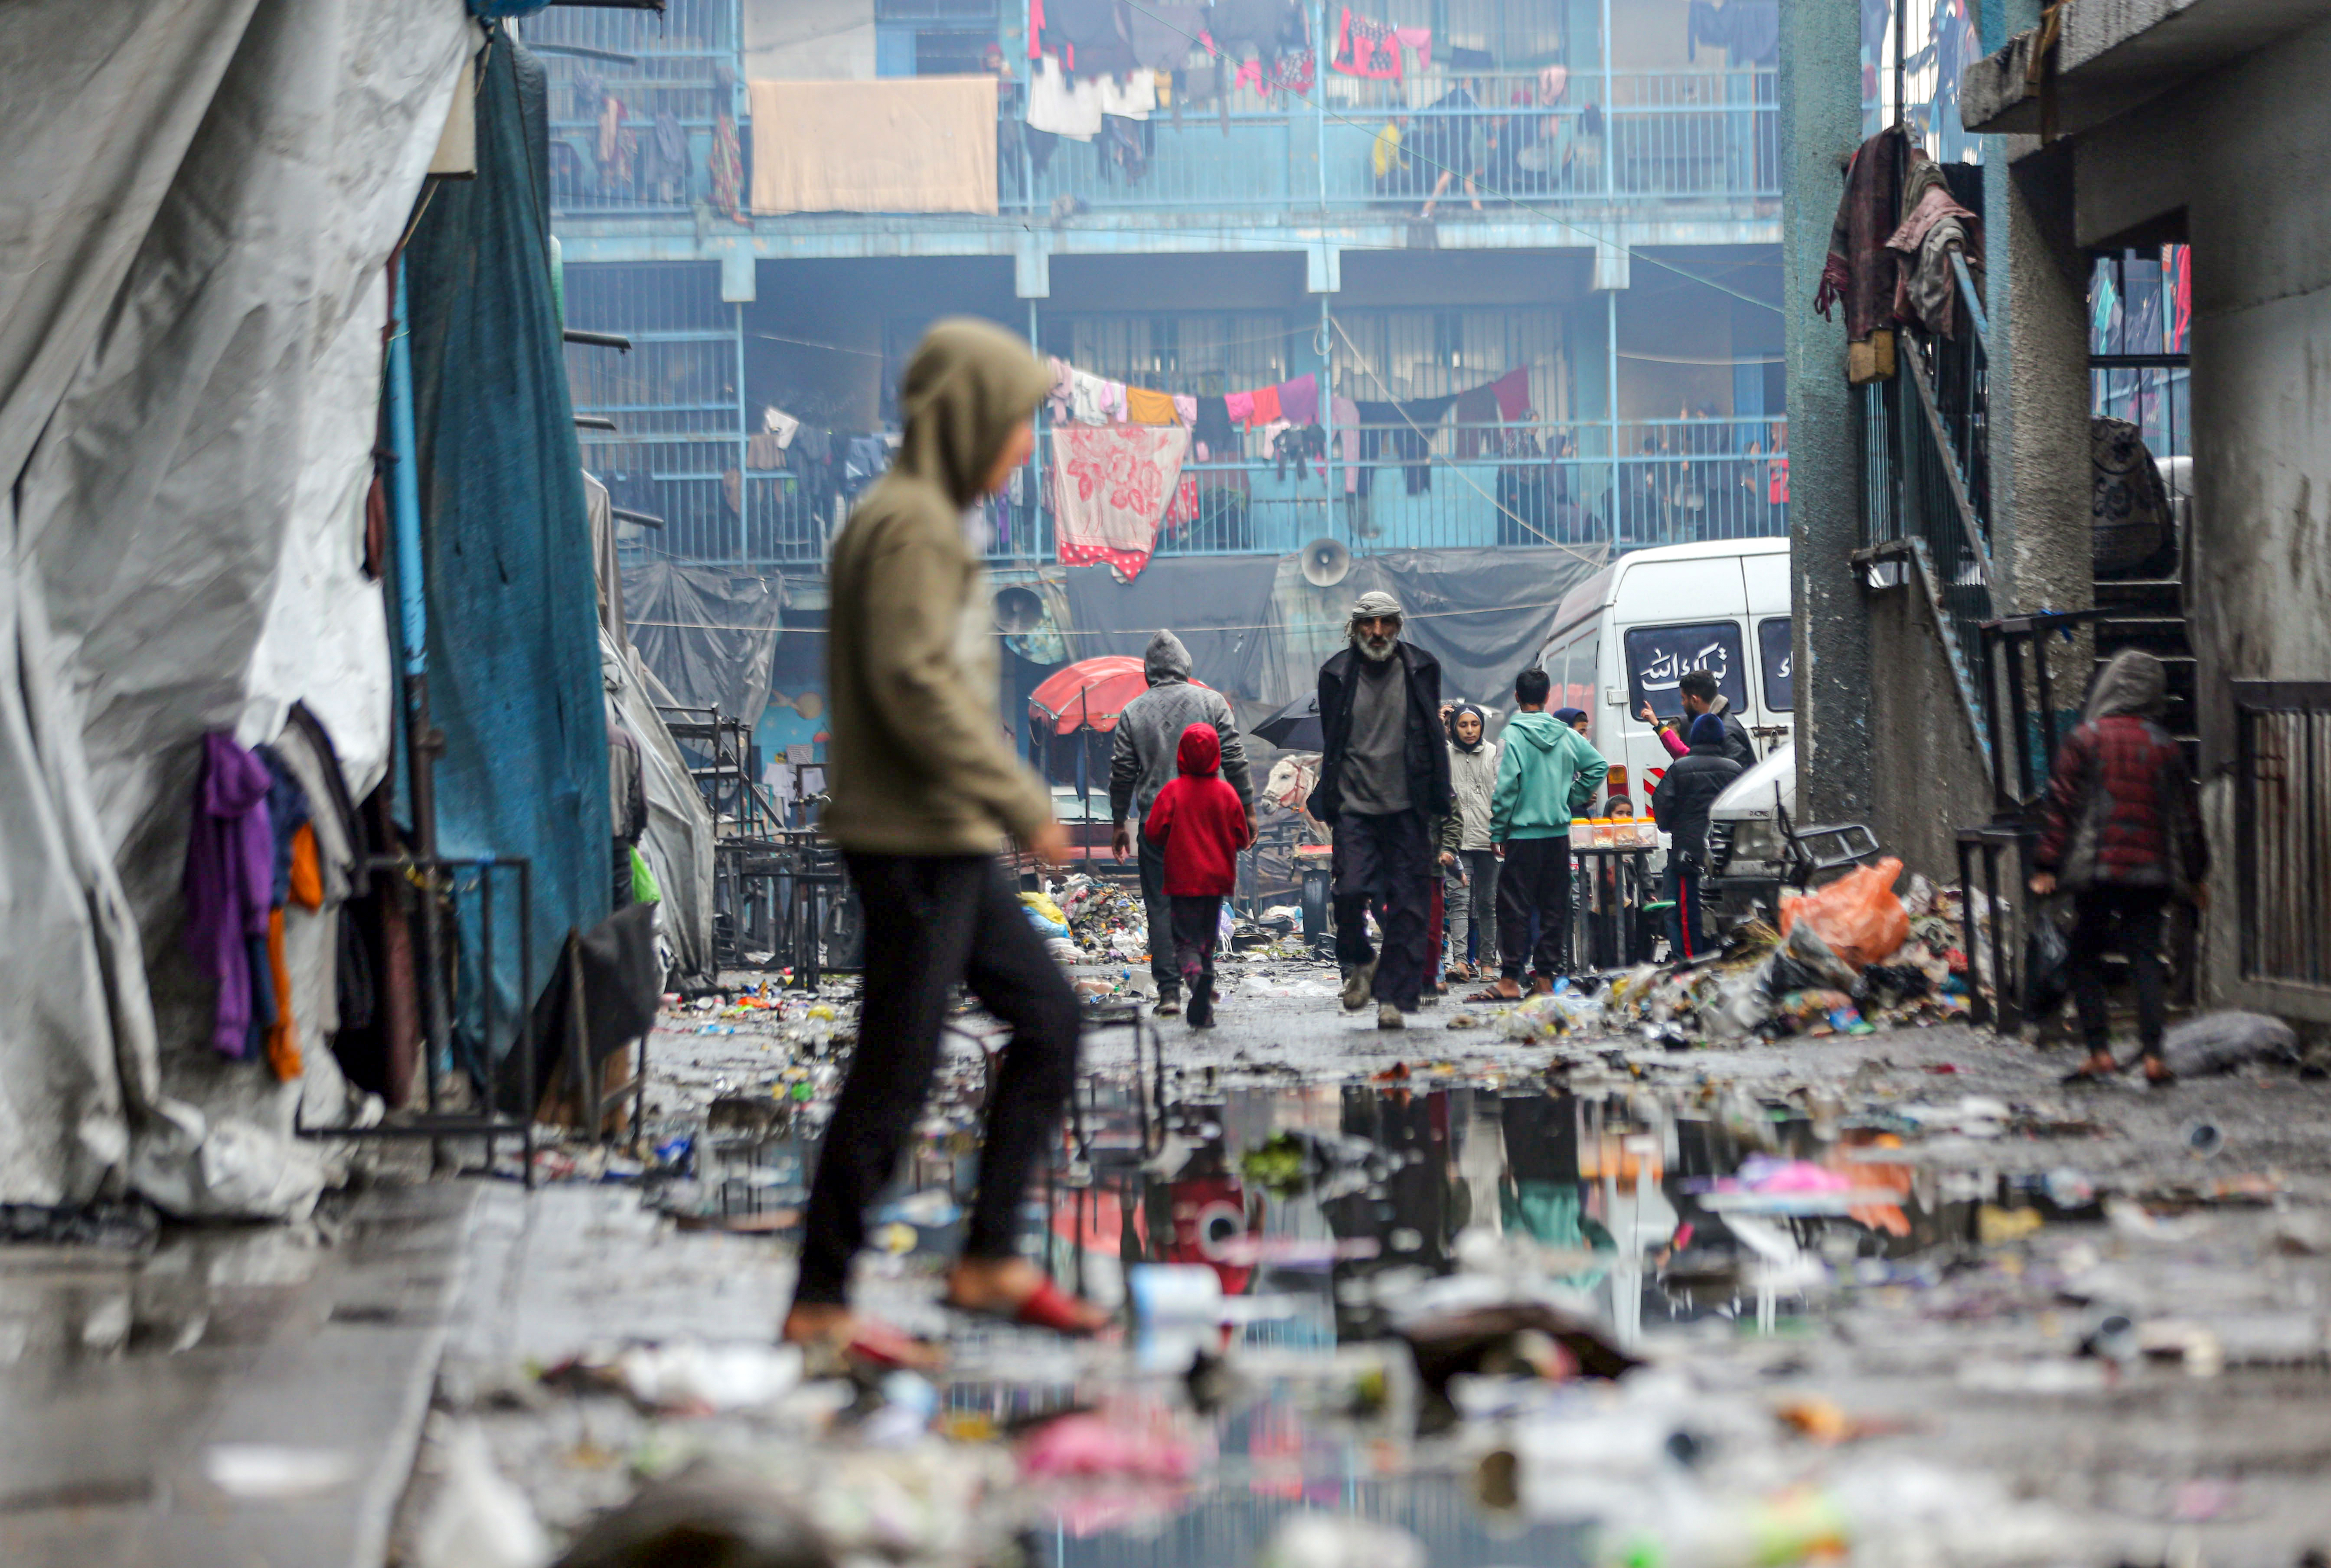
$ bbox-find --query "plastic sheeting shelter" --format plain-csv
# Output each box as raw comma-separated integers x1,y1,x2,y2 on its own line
0,0,472,1210
402,30,614,1069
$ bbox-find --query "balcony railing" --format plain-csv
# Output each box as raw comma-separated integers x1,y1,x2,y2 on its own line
524,25,1779,221
595,416,1786,566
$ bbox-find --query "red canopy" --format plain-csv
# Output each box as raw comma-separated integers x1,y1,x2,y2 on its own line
1027,655,1208,735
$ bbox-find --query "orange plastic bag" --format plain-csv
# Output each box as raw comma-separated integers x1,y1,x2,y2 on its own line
1778,856,1910,971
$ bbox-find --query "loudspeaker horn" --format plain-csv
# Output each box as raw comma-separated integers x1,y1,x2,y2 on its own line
993,584,1046,634
1300,536,1351,588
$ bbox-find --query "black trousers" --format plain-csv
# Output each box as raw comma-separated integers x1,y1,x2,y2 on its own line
1137,833,1177,991
2068,885,2171,1056
1662,863,1707,962
1496,836,1573,980
1331,808,1433,1010
794,854,1081,1306
1169,894,1222,1006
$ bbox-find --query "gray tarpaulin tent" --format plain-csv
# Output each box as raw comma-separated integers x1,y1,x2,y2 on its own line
0,1,470,1212
590,479,719,988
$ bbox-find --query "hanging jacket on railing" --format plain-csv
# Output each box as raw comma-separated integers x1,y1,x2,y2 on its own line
1813,125,1906,385
1272,423,1328,481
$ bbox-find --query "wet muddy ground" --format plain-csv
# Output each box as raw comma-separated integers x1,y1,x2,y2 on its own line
395,946,2331,1567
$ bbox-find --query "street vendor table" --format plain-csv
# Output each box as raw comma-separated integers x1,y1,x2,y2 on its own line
1568,845,1659,970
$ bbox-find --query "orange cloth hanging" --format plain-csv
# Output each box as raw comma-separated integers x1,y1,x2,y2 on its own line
1124,386,1179,425
264,826,324,1083
1247,383,1283,426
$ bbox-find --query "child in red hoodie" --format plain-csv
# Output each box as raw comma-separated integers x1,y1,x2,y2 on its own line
1143,722,1254,1028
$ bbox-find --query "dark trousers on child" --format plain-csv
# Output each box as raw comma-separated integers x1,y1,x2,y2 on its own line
2068,886,2171,1058
794,854,1080,1306
1169,894,1223,1022
1496,835,1573,980
1663,863,1707,961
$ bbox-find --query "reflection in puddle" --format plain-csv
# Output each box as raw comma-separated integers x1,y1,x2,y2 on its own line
806,1066,1993,1561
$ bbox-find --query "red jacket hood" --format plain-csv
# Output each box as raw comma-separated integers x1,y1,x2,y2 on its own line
1176,722,1221,777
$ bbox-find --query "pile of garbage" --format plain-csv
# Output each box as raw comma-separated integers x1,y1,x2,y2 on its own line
1480,860,1977,1047
1022,875,1150,970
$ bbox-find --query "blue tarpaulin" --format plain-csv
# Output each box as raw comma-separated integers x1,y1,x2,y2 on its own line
402,31,611,1066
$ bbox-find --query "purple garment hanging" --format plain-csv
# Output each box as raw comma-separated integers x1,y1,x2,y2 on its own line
1275,372,1319,426
183,731,277,1058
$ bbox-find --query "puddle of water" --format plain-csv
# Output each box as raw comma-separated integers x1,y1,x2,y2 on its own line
692,1066,2014,1561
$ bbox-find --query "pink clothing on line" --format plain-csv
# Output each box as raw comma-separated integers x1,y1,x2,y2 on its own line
1224,390,1254,424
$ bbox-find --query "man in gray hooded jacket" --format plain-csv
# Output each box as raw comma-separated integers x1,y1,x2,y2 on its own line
1111,630,1256,1013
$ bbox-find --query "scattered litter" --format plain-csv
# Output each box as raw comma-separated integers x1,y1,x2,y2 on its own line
415,1421,549,1568
1256,1514,1426,1568
202,1442,358,1501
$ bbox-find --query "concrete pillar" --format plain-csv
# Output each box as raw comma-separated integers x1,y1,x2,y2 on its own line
1984,142,2094,621
1780,0,1873,824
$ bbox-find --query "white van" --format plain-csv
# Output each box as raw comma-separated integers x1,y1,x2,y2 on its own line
1531,538,1794,814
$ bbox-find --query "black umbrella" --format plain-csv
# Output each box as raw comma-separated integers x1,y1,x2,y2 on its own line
1251,691,1323,751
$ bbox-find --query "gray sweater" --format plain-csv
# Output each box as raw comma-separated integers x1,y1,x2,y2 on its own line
1109,630,1255,823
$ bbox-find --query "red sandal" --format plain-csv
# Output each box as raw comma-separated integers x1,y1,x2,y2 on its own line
948,1276,1108,1336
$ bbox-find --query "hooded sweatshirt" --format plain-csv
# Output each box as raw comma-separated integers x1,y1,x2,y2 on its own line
1143,722,1254,895
1489,709,1610,842
824,320,1055,855
1109,629,1255,824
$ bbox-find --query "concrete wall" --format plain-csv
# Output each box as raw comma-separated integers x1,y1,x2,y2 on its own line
1781,0,1875,826
2060,16,2331,1019
743,0,875,81
1865,581,1997,882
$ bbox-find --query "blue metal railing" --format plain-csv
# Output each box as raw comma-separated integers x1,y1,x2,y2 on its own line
599,416,1787,566
520,16,1779,222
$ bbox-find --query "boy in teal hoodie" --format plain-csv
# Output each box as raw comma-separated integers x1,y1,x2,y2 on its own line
1478,667,1609,997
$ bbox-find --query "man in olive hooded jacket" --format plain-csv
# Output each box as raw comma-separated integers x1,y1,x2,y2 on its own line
791,320,1103,1355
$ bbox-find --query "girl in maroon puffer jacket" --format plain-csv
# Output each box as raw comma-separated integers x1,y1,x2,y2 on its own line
2031,650,2207,1085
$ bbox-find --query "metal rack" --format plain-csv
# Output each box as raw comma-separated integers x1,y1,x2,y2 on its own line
296,853,540,1189
657,703,771,839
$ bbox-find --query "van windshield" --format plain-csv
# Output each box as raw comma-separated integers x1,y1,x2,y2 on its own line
1624,622,1747,721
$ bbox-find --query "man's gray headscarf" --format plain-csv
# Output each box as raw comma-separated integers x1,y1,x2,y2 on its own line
2085,648,2168,722
1348,590,1406,663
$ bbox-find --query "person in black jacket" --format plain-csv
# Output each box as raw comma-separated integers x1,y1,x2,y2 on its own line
1640,668,1756,770
1651,713,1744,961
1313,590,1455,1029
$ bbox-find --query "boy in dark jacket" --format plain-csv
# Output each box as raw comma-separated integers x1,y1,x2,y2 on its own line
1651,712,1744,961
2030,650,2206,1085
1144,723,1254,1029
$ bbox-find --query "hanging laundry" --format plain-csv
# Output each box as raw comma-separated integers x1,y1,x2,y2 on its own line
1172,393,1198,428
639,111,689,204
1394,26,1433,69
597,91,635,194
1489,367,1533,421
1234,49,1315,97
1247,382,1283,426
1100,378,1129,421
184,732,276,1060
1028,54,1104,140
1053,423,1192,580
1125,386,1179,424
1224,389,1255,425
1332,8,1404,79
1129,2,1204,70
1095,69,1158,119
1062,368,1114,423
1453,383,1501,458
1275,372,1319,426
710,111,744,222
1814,125,1907,384
1886,150,1981,338
1192,395,1234,459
